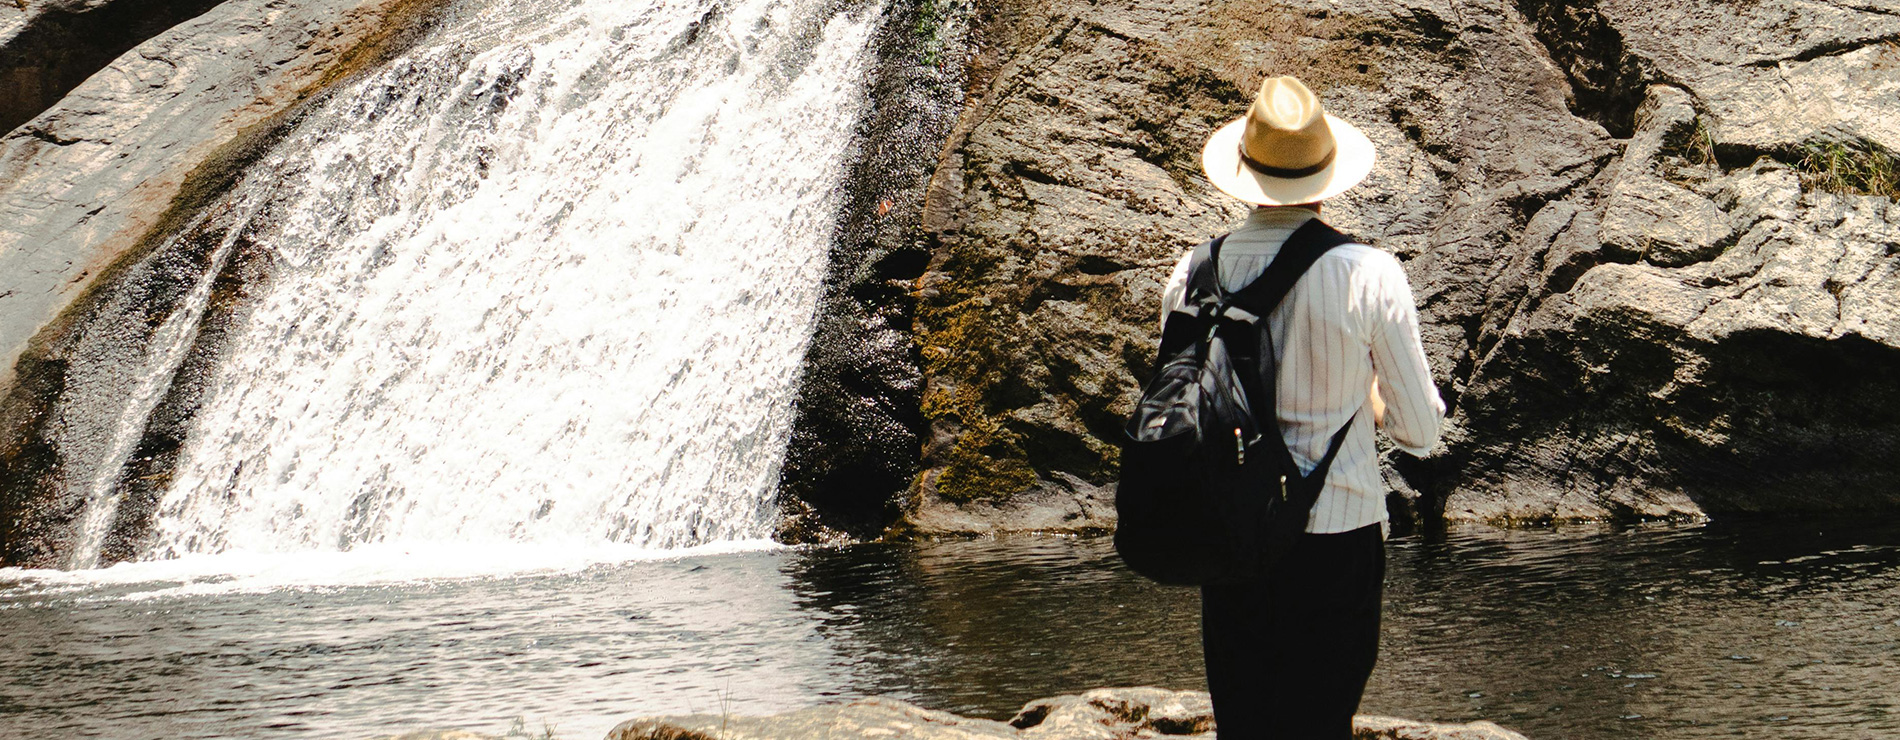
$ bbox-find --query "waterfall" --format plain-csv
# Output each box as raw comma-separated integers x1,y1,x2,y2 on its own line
67,0,883,565
60,210,252,570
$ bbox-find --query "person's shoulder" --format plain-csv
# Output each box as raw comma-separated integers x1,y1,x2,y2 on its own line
1317,241,1403,274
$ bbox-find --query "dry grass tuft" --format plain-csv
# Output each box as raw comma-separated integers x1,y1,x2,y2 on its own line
1795,140,1900,200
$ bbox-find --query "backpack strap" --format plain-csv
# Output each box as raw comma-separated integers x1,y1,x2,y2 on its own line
1155,234,1228,364
1185,234,1228,305
1226,219,1357,317
1222,218,1361,488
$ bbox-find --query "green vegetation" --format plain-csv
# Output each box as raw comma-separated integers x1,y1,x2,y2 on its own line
1656,115,1721,187
916,288,1041,503
1676,117,1720,169
1660,119,1899,202
1795,140,1900,200
913,0,954,68
923,387,1040,503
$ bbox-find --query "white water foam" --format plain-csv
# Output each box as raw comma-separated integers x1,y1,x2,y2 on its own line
3,539,783,600
87,0,884,566
61,208,260,570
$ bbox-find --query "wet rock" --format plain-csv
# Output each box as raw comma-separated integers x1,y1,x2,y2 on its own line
0,0,446,566
0,0,228,134
0,0,442,392
774,0,971,543
606,688,1530,740
900,470,1115,537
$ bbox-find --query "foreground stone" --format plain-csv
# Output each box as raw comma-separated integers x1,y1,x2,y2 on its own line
608,688,1527,740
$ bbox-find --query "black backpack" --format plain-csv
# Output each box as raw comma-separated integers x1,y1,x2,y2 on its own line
1114,218,1359,586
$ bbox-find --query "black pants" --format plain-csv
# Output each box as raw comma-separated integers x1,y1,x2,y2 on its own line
1200,523,1386,740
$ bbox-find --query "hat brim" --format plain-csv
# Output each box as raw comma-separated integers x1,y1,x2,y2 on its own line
1200,112,1376,206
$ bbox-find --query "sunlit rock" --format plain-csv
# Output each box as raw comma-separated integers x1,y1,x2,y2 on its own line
607,688,1531,740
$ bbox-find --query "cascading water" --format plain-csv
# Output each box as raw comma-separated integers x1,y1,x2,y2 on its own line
60,0,882,568
59,209,255,570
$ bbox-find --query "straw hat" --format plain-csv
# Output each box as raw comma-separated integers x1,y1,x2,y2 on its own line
1200,76,1376,206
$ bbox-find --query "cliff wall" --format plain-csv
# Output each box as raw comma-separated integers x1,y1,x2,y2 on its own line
900,0,1900,533
3,0,1896,560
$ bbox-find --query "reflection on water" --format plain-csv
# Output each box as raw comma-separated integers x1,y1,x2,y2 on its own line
1,517,1894,739
784,537,1204,715
1373,519,1900,739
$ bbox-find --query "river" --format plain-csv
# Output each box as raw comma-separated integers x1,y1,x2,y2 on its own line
2,516,1894,739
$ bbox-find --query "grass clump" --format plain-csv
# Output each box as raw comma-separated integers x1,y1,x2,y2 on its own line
913,0,959,68
1657,115,1722,187
504,716,560,739
1794,140,1900,200
1674,117,1720,168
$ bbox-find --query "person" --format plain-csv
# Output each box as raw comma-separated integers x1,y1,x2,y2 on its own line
1158,75,1445,738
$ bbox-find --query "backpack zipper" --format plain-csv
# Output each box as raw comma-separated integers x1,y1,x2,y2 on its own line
1234,427,1245,465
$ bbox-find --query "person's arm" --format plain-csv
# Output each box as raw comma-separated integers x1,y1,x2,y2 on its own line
1369,376,1387,427
1366,253,1444,456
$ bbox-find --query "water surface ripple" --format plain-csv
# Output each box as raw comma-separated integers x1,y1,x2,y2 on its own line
1,517,1894,739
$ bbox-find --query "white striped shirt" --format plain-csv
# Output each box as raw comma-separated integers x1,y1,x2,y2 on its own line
1161,207,1445,534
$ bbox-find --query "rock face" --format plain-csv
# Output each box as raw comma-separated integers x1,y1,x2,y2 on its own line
898,0,1900,533
0,0,228,133
0,0,441,392
608,688,1529,740
774,0,971,543
0,0,446,566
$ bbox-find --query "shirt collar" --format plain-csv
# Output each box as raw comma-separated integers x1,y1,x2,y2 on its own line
1236,205,1319,235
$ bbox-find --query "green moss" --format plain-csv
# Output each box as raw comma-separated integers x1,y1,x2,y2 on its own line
914,236,1044,502
912,0,953,68
1795,140,1900,200
930,392,1039,502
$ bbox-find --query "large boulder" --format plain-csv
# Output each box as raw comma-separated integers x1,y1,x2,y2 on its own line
608,688,1529,740
0,0,229,134
0,0,443,395
899,0,1900,533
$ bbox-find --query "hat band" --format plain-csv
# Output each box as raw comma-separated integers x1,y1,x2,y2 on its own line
1238,143,1335,179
